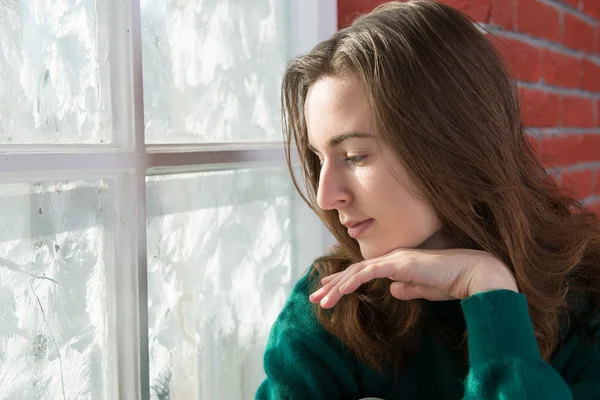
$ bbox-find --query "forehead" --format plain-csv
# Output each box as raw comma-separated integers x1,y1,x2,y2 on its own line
305,74,370,119
304,75,375,146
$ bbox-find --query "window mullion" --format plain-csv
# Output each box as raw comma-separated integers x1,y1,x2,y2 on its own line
130,0,151,397
133,17,151,400
0,152,135,175
107,0,150,398
0,146,289,175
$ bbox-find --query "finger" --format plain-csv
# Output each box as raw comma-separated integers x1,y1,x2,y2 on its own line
309,283,333,303
338,262,397,295
309,272,342,302
321,272,341,285
385,252,459,292
321,261,389,309
389,281,455,301
319,263,364,308
309,270,350,304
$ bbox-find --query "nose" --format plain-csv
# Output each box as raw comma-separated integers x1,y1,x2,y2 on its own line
316,161,352,210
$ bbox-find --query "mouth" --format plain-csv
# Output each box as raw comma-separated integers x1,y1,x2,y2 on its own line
344,219,374,239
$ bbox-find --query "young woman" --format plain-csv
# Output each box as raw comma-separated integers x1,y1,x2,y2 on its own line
256,1,600,399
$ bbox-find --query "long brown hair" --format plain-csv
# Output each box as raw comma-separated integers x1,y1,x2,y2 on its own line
281,0,600,372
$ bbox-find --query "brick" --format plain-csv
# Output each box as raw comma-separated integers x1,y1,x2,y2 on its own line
582,0,600,20
540,134,600,167
588,200,600,216
338,0,494,27
580,60,600,91
563,14,595,53
435,0,492,21
490,36,541,81
517,0,561,42
337,0,386,29
560,169,595,198
579,134,600,160
469,0,493,21
527,134,541,155
520,88,561,127
439,0,471,16
541,50,581,88
595,170,600,194
490,0,514,29
549,171,562,187
561,96,595,127
338,0,492,27
560,0,579,8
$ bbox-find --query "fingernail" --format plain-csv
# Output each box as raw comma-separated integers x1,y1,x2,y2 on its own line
320,296,329,307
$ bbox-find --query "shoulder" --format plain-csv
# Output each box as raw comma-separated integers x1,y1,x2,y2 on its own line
258,265,362,399
268,264,356,355
270,265,324,337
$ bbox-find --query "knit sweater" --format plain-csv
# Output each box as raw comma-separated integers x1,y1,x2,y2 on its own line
256,269,600,399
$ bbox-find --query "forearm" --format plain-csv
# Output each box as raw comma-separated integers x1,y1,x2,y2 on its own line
462,290,573,399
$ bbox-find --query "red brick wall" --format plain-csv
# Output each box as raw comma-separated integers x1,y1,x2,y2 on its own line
338,0,600,213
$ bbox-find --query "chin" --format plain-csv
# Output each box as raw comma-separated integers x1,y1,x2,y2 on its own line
358,242,389,259
358,238,423,259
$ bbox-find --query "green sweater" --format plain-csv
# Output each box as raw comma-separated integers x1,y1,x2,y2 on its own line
256,269,600,399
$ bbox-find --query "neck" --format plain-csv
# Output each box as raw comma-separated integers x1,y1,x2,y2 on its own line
418,229,452,250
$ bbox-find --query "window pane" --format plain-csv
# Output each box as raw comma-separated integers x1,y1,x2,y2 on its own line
146,166,324,399
141,0,290,143
0,1,110,144
0,180,117,399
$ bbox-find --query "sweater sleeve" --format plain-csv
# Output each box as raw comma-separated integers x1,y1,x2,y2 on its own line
461,289,600,399
255,273,360,400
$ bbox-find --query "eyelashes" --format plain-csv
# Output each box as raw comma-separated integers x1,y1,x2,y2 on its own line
311,152,369,167
344,155,368,166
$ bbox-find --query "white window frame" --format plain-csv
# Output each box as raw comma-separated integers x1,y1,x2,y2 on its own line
0,0,337,398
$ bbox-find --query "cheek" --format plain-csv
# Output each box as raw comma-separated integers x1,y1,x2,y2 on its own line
378,181,440,234
358,161,439,228
354,168,383,192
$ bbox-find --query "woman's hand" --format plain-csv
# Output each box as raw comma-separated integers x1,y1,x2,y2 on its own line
309,248,518,308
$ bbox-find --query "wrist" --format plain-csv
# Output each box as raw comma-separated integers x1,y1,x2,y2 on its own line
469,262,518,296
471,278,518,295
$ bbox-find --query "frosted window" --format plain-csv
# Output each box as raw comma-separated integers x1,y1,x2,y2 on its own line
141,0,290,143
0,180,116,399
0,0,111,144
146,166,320,399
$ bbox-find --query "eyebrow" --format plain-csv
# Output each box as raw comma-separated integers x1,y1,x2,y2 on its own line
307,131,376,153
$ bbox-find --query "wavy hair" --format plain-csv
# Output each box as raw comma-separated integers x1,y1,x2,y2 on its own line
281,0,600,372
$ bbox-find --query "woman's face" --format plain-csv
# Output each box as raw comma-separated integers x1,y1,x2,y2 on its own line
304,73,444,259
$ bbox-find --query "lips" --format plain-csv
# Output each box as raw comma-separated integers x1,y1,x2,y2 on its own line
344,218,374,239
343,220,369,228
